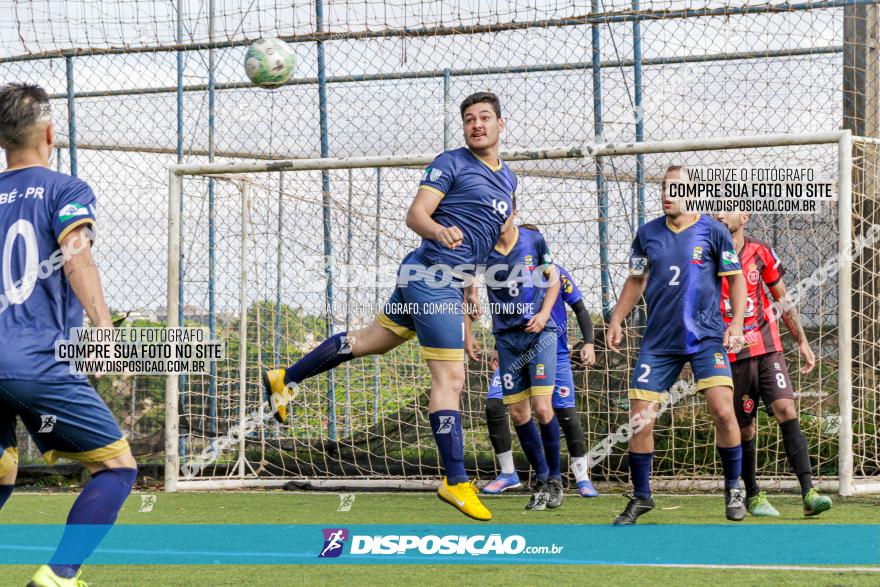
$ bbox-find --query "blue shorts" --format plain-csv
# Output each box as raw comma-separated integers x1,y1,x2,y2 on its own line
487,352,574,408
628,343,734,403
0,379,129,476
377,251,464,361
495,328,557,405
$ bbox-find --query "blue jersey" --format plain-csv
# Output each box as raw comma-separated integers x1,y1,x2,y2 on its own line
0,166,97,381
629,214,741,355
414,148,516,270
550,264,583,355
484,226,555,333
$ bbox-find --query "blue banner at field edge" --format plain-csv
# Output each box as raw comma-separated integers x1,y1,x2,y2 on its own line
0,524,876,565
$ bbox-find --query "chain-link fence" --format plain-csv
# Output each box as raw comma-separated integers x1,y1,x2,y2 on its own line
3,2,878,487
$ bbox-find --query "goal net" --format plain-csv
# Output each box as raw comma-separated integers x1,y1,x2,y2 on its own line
165,132,879,494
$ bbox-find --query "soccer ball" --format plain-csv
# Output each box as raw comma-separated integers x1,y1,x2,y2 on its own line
244,38,296,88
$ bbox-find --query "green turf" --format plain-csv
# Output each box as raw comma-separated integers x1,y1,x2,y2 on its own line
3,491,879,586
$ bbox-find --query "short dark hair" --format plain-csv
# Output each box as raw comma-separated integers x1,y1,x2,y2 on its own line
0,83,51,149
459,91,501,120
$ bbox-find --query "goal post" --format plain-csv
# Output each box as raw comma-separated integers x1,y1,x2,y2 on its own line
165,131,879,495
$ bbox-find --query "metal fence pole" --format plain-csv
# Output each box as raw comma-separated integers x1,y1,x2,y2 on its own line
175,0,187,460
633,0,646,226
207,0,218,440
373,168,381,425
443,68,452,150
592,0,612,319
316,0,337,442
64,54,77,177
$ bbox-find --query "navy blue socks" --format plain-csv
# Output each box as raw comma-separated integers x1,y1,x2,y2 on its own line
284,332,354,385
430,410,468,485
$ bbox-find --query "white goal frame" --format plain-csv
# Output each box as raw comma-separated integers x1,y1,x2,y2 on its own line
165,130,877,495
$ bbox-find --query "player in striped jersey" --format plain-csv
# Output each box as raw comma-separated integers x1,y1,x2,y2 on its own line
716,212,832,517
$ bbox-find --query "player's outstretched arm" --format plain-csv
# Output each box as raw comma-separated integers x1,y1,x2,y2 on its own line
723,271,747,353
61,225,112,328
769,280,817,373
607,275,646,352
405,188,463,249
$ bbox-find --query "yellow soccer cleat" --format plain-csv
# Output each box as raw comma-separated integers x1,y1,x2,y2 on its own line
262,368,297,424
27,565,88,587
437,478,492,521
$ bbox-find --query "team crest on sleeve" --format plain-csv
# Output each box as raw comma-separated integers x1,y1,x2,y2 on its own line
722,250,740,266
561,273,573,293
629,256,647,276
691,246,703,264
59,203,89,222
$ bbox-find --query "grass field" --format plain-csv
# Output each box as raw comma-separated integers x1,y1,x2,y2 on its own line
3,491,880,586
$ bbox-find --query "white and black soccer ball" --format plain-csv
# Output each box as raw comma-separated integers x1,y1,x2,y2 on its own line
244,38,296,88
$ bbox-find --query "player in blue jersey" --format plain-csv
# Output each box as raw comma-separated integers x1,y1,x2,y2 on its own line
465,213,561,510
606,165,748,524
477,263,598,504
0,83,137,587
263,92,515,521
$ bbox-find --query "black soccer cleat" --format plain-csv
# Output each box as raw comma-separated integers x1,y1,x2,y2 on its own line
546,477,564,509
725,488,747,521
526,479,550,511
613,493,656,525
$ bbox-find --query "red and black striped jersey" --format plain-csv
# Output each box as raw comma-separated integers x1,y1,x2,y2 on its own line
720,236,785,362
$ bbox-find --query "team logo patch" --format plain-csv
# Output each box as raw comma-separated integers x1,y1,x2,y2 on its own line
748,270,760,285
524,255,535,270
536,364,546,379
430,168,443,182
714,353,726,369
435,416,455,434
629,256,647,276
557,386,571,398
59,203,89,222
561,273,573,294
338,336,353,355
742,395,755,414
38,415,57,433
722,250,740,266
319,528,349,558
691,246,703,264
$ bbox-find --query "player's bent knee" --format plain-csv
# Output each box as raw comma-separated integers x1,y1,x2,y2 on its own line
740,424,756,441
508,402,531,426
86,450,137,474
485,398,506,420
772,399,798,423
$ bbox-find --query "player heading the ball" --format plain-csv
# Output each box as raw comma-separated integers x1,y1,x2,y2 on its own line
606,165,749,525
263,91,516,521
716,212,832,518
0,83,138,587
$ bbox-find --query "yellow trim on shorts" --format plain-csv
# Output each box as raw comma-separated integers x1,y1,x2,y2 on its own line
421,346,464,361
530,385,554,396
628,388,668,403
0,447,19,477
376,312,417,340
717,269,742,276
502,389,531,405
419,186,445,199
57,218,95,245
696,375,734,392
44,438,130,465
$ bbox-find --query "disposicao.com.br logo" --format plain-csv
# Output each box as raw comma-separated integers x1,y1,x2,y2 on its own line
319,528,564,558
